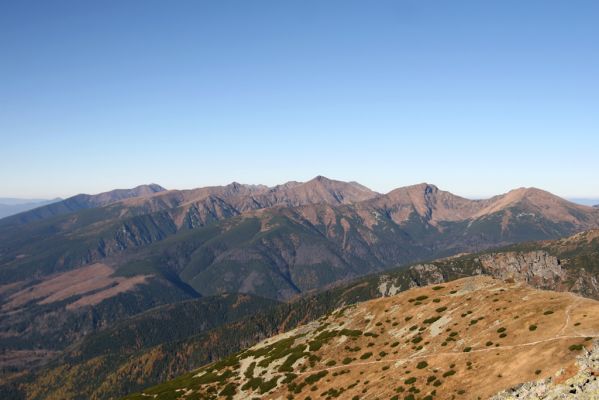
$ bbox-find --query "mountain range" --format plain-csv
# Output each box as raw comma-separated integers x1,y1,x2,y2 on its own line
2,177,599,399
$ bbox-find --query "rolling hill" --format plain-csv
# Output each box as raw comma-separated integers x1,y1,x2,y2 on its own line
123,276,599,399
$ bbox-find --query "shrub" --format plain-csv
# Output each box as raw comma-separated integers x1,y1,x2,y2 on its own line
219,383,237,396
544,310,554,315
497,327,506,333
424,316,441,324
463,347,472,352
569,344,584,351
436,307,447,313
432,286,445,290
529,325,537,331
342,357,353,364
305,370,328,385
404,377,417,385
443,370,456,377
416,361,428,369
360,352,373,360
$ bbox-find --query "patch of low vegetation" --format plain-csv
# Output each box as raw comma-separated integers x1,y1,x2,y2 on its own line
404,377,417,385
569,344,584,351
416,361,428,369
305,370,328,385
423,316,441,324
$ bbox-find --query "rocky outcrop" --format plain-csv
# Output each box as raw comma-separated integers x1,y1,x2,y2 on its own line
491,341,599,399
478,251,565,289
377,264,447,297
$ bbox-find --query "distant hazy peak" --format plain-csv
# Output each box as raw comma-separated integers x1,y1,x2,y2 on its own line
69,184,166,205
0,184,167,225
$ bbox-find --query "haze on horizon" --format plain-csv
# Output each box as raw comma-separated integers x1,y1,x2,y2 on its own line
1,1,598,199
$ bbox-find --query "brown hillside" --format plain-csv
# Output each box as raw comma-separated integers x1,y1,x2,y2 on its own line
125,276,599,399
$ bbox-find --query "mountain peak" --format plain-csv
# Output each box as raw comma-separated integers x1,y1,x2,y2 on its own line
411,182,439,193
308,175,334,184
145,183,166,192
379,183,477,223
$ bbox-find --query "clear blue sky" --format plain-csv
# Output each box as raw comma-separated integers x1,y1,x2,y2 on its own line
1,0,598,199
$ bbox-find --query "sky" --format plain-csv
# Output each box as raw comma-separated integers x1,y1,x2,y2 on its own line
1,0,598,199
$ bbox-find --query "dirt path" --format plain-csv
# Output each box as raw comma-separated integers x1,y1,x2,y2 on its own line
297,295,596,377
298,333,597,377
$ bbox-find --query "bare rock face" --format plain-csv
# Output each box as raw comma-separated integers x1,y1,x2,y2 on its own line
478,251,565,289
377,264,446,297
408,263,446,287
490,341,599,399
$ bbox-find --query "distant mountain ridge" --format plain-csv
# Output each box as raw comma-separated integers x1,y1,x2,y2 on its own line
0,198,60,219
0,183,166,225
1,178,598,295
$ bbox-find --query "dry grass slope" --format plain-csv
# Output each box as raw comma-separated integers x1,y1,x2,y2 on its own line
123,276,599,399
